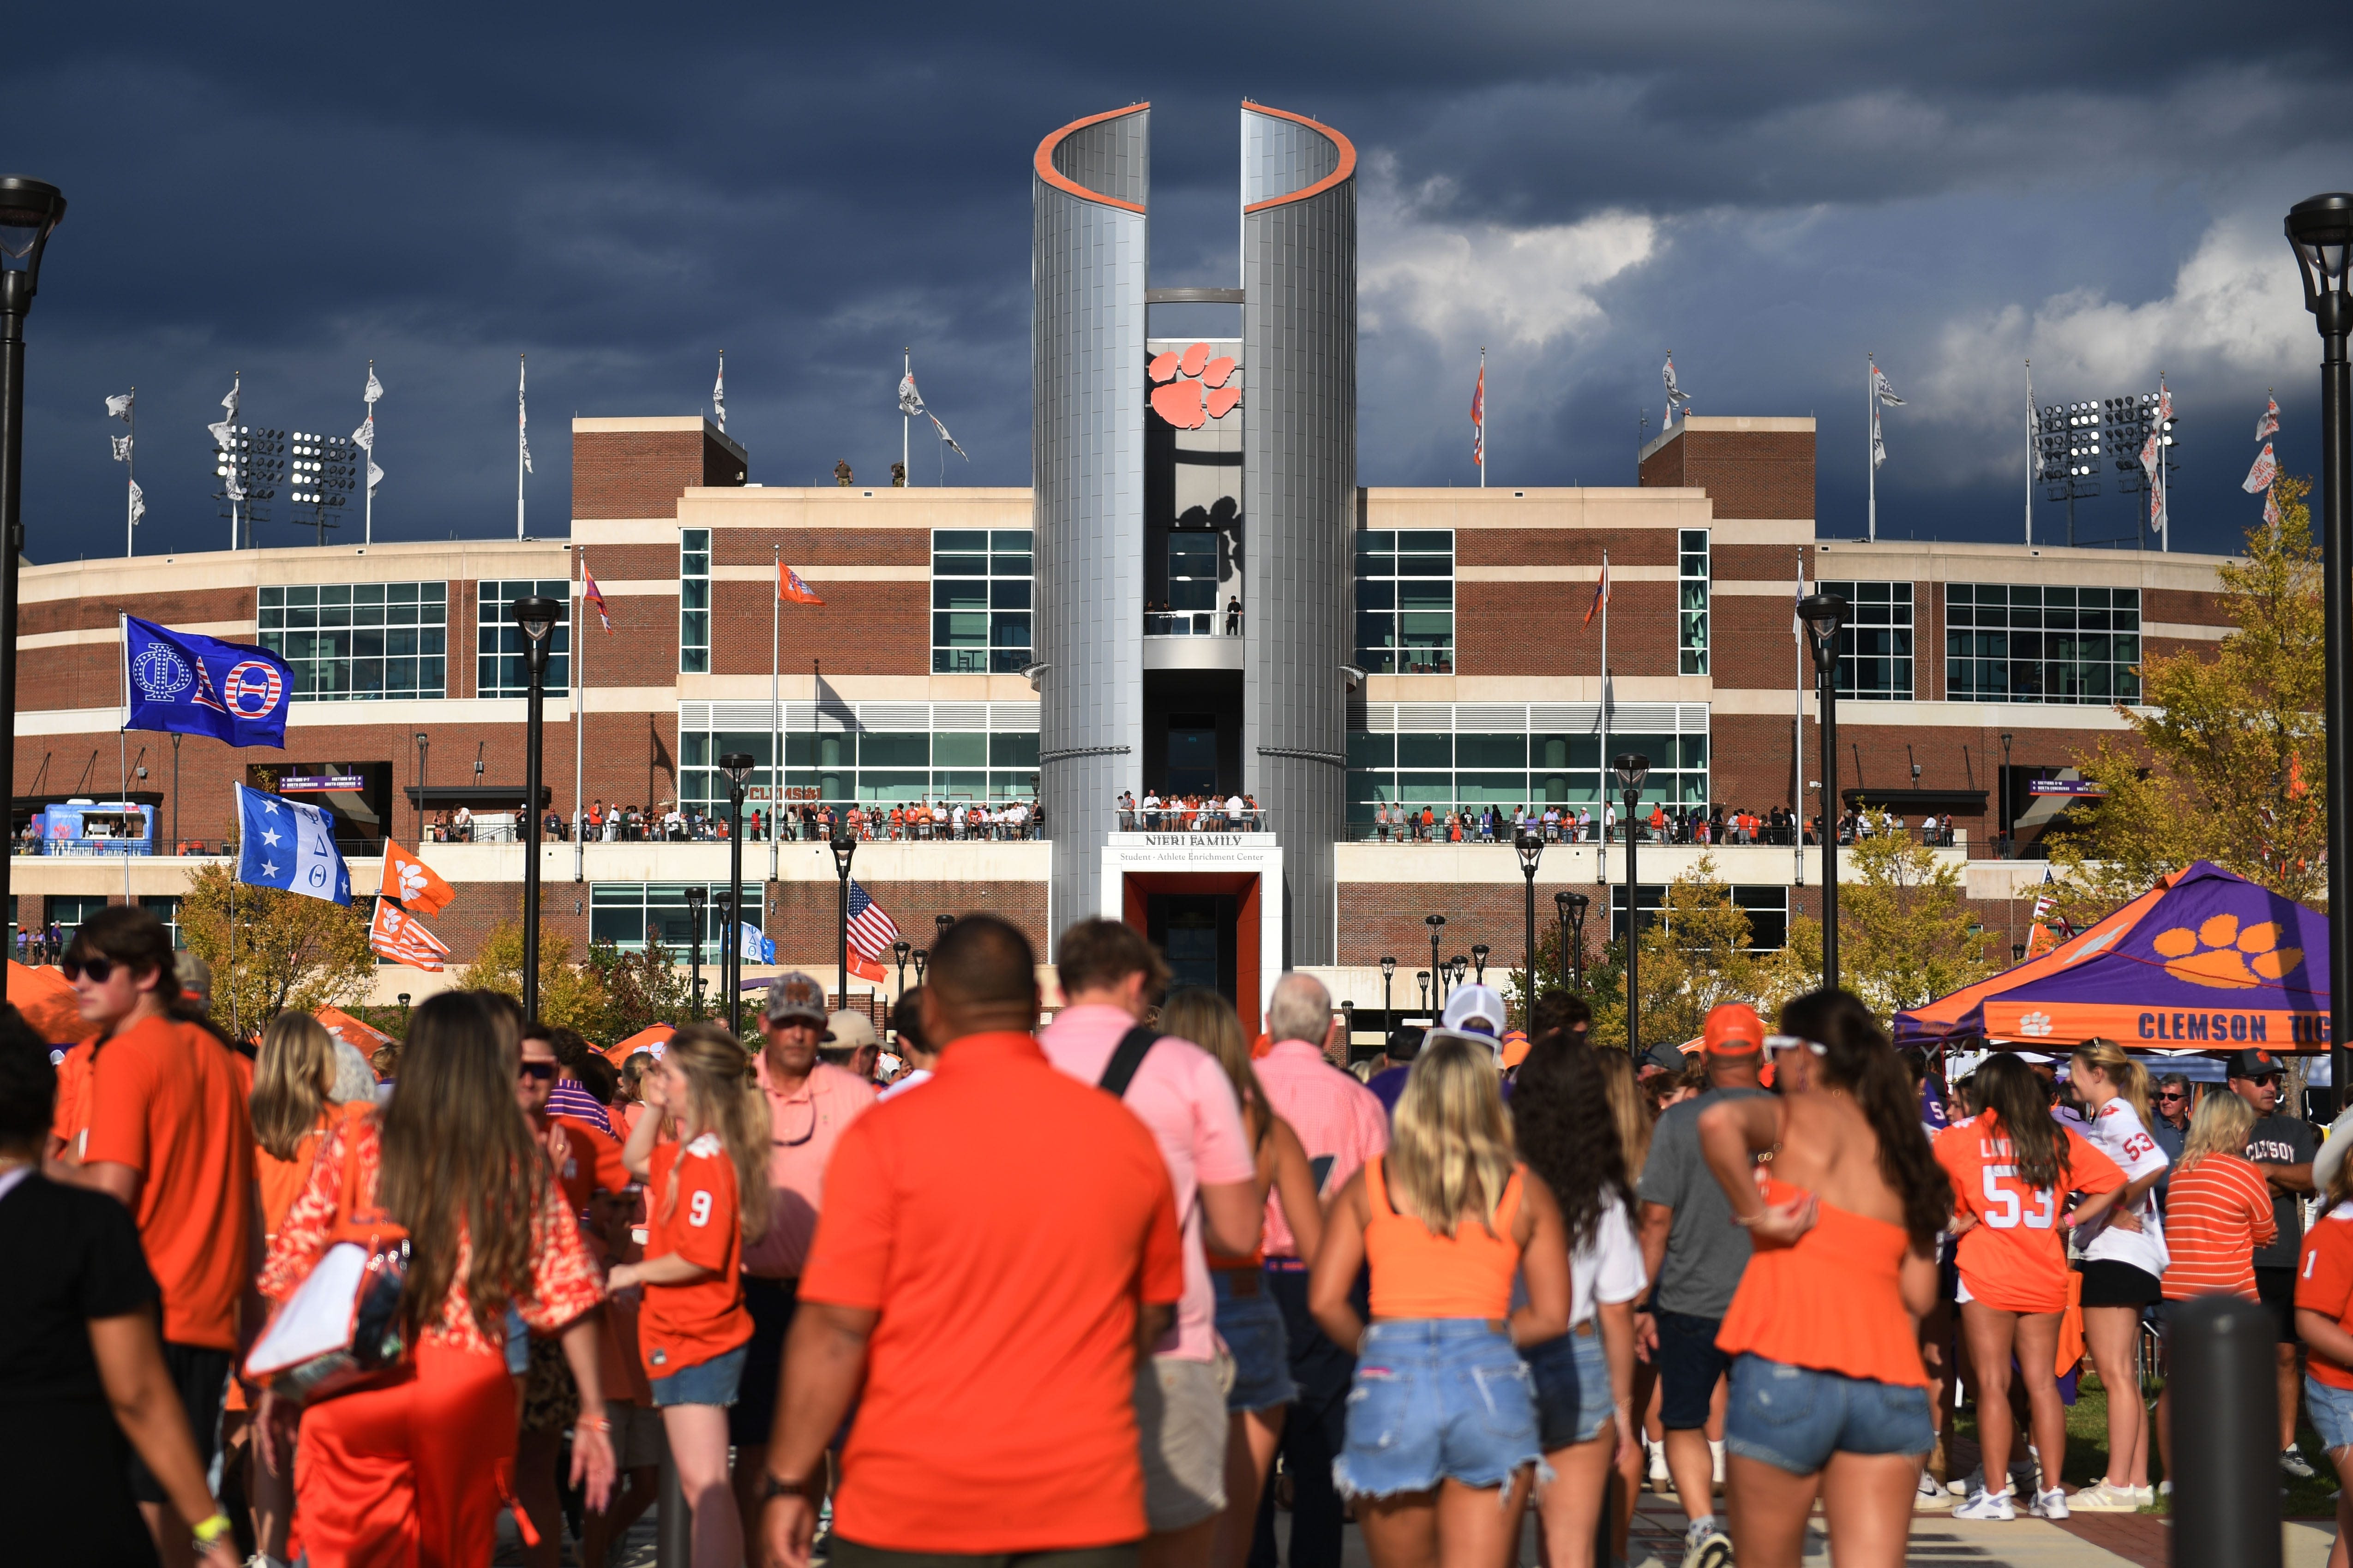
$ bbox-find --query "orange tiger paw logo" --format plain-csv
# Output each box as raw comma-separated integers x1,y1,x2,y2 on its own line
2149,914,2303,989
1149,341,1240,429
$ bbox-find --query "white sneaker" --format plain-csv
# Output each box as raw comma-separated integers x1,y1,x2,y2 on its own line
2068,1481,2139,1512
2029,1486,2070,1519
1953,1487,2017,1521
1677,1525,1732,1568
2283,1445,2318,1480
1915,1471,1953,1510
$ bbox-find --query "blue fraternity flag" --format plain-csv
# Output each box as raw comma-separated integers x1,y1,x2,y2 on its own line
739,922,775,964
235,783,352,904
124,616,294,748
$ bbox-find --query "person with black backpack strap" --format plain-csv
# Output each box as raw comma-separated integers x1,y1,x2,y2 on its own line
1041,919,1262,1568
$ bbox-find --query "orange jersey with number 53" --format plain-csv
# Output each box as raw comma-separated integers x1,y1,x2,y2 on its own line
1934,1113,2124,1313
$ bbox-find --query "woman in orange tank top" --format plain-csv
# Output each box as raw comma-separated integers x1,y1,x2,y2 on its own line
1310,1036,1569,1568
1695,991,1955,1568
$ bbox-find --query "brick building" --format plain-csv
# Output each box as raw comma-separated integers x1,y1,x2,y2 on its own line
9,103,2236,1043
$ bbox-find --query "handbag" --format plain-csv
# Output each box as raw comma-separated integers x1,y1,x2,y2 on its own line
244,1129,413,1404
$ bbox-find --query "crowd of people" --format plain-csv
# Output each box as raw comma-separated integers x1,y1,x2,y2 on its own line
12,897,2353,1568
1118,791,1264,832
424,797,1049,846
1359,801,1963,850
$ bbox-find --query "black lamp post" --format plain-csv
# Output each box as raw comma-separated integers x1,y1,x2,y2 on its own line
0,178,66,944
936,913,954,946
1471,943,1490,985
1416,970,1430,1015
1799,593,1849,990
684,886,707,1019
911,947,928,986
830,829,856,1013
512,595,562,1022
1515,831,1543,1000
893,938,912,1009
1613,752,1651,1055
413,732,429,845
1424,914,1446,1005
1999,730,2013,858
2289,192,2353,1107
1380,955,1396,1026
1449,955,1468,994
720,752,756,1029
1558,889,1589,994
396,992,410,1026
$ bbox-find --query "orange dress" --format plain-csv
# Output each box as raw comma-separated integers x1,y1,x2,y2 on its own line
259,1117,605,1568
1715,1177,1927,1388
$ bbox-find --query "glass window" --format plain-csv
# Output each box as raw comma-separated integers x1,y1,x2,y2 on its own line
934,529,1033,673
1355,530,1453,674
1346,710,1708,836
1945,584,2140,704
684,706,1041,817
1816,581,1914,701
1679,528,1710,676
680,528,711,674
258,582,446,700
476,580,572,698
1608,885,1787,949
590,882,736,953
138,896,186,951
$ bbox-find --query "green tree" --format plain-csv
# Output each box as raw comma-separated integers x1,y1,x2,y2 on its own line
466,922,612,1034
2048,477,2325,915
588,935,696,1039
1585,855,1764,1051
179,862,377,1036
1835,833,2000,1023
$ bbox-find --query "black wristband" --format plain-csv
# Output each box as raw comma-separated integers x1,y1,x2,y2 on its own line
760,1471,811,1502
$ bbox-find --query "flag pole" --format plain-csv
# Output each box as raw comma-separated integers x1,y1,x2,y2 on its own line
1598,550,1609,891
126,388,136,558
516,353,527,541
1792,551,1805,886
119,613,131,903
903,348,911,485
2023,360,2034,548
1479,347,1487,489
364,361,375,546
572,545,585,884
1867,354,1877,542
770,543,781,881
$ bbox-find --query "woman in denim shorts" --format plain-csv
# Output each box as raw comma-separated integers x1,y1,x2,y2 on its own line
1310,1037,1571,1567
610,1025,774,1568
2293,1138,2353,1556
1695,992,1953,1568
1162,988,1328,1568
1510,1032,1648,1568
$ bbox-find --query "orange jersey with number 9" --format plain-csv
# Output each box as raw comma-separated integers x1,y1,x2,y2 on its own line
1934,1113,2125,1313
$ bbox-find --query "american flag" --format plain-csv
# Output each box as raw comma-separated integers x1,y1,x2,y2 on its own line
846,880,900,961
369,898,451,971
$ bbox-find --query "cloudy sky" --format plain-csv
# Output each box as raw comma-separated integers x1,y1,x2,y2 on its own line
11,2,2349,562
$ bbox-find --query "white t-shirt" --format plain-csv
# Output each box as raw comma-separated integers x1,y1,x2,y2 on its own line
1571,1193,1650,1329
2078,1097,2171,1276
878,1067,932,1101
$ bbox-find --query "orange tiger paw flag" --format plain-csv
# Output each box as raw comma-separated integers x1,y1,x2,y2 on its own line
381,839,456,916
779,563,825,606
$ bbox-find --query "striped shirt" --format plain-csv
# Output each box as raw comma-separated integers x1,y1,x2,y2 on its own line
2161,1152,2277,1302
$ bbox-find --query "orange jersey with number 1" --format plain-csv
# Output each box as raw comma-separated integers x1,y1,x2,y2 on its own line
1934,1112,2124,1313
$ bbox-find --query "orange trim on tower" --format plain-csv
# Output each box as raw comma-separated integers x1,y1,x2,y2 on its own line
1240,101,1357,214
1033,104,1150,215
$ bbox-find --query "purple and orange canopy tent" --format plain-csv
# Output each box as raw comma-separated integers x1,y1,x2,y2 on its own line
1893,860,2331,1053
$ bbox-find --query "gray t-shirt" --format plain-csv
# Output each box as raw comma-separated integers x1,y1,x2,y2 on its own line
1635,1085,1769,1319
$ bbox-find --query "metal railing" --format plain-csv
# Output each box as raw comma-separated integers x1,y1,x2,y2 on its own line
1144,610,1243,637
1116,806,1265,832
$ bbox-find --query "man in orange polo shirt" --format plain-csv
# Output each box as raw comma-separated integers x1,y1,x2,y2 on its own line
55,906,253,1568
761,914,1184,1568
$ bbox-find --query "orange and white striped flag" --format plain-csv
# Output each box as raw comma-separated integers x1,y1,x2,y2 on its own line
370,899,452,971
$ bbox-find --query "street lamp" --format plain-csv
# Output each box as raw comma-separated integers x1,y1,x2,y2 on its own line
1471,943,1490,984
1416,970,1430,1015
911,947,929,986
1799,592,1849,990
1999,731,2013,857
414,732,429,845
0,177,66,950
1557,889,1589,993
1515,831,1543,1000
396,992,410,1026
720,752,756,1029
936,912,954,945
1449,955,1469,993
1424,914,1446,1005
1614,751,1651,1055
511,595,562,1021
893,939,912,1011
1380,955,1396,1026
684,886,707,1019
830,828,857,1014
2288,191,2353,1109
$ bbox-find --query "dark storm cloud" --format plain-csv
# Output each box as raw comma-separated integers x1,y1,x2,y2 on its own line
9,1,2350,563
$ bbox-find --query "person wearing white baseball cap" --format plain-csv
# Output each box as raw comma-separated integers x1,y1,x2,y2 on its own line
1423,985,1508,1063
820,1010,882,1083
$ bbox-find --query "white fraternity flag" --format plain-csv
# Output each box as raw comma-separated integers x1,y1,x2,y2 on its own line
1872,363,1905,407
1661,353,1689,421
898,371,926,419
2140,432,2160,479
929,413,967,461
363,366,384,404
1792,556,1806,644
126,479,145,526
517,357,533,474
2266,488,2285,528
351,414,374,452
2028,363,2043,479
2244,443,2279,495
1871,404,1887,470
207,371,241,452
2150,480,2167,535
367,461,385,496
105,392,133,422
110,434,132,462
2256,395,2279,442
713,351,726,432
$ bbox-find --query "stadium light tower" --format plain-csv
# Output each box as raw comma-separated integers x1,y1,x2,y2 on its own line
286,430,358,546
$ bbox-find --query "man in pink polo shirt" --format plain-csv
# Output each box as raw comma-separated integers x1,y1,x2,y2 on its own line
1247,972,1387,1568
1041,920,1260,1568
734,970,877,1539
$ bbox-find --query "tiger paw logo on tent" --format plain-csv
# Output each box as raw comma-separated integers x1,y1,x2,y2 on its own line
1149,342,1240,429
2150,914,2303,989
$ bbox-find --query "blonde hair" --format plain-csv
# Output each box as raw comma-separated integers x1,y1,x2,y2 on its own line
1160,987,1267,1151
660,1024,775,1243
1387,1035,1517,1238
2071,1039,2152,1130
250,1012,336,1161
1595,1047,1653,1181
2179,1089,2257,1173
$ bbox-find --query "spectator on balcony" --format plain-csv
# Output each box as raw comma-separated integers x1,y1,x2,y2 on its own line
1142,789,1162,832
1225,595,1242,636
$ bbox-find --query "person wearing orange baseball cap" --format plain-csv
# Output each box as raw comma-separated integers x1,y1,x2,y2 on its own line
1632,1002,1769,1566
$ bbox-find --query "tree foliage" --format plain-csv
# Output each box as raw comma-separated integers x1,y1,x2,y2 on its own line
2048,478,2325,915
588,935,698,1039
1834,832,2001,1021
179,862,377,1036
465,922,611,1033
1579,856,1770,1051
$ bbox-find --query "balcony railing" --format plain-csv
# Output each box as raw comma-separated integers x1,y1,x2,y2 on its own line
1146,610,1243,637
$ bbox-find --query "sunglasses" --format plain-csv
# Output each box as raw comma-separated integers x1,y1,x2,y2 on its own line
61,956,117,983
518,1061,558,1081
2157,1090,2187,1101
1764,1034,1826,1056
